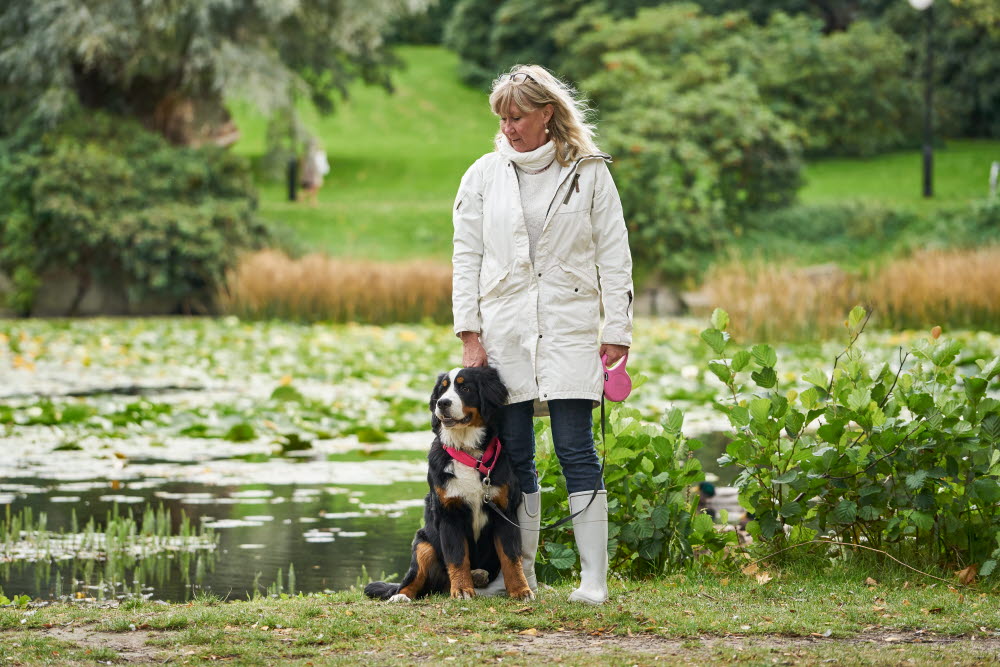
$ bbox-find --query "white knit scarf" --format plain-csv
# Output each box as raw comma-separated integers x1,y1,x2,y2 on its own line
497,139,557,173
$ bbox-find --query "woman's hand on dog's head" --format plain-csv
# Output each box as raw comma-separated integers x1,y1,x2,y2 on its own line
459,332,488,367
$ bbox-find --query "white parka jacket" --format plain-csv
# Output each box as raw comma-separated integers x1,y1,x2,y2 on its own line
452,150,634,405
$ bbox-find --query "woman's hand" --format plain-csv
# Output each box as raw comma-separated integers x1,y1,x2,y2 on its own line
460,331,488,367
600,343,629,367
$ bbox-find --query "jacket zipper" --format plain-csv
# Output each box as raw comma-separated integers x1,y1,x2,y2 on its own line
562,174,582,205
544,153,611,221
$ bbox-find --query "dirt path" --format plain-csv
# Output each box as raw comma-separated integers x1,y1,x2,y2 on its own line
25,625,1000,665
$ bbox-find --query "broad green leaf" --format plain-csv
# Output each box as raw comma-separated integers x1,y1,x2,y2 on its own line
847,387,871,412
858,505,882,521
640,457,654,474
802,368,828,388
834,499,857,524
784,411,805,437
710,308,729,332
981,560,997,577
633,520,655,540
751,366,777,389
751,344,777,368
728,405,751,427
665,408,684,432
973,478,1000,503
700,328,728,355
690,512,714,536
964,377,988,403
817,421,844,445
749,398,771,424
910,511,935,532
983,414,1000,443
905,470,928,490
976,356,1000,380
848,305,866,329
773,470,799,484
731,350,752,372
651,504,672,529
778,501,802,519
799,387,820,410
708,360,732,385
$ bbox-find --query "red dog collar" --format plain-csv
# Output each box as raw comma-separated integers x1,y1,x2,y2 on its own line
444,436,502,478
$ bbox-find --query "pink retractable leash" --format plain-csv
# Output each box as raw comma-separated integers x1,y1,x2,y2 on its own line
602,352,631,402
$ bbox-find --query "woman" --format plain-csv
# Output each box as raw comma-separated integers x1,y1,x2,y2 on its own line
452,65,633,604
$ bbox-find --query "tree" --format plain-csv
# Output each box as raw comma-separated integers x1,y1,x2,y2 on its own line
0,0,430,145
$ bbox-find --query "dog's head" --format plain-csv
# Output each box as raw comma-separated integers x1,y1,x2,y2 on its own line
429,367,508,431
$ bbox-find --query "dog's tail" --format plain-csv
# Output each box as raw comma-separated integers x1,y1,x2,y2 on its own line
364,581,401,600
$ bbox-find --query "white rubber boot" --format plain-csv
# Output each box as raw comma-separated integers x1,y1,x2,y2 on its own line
567,490,608,604
519,490,541,592
475,491,541,596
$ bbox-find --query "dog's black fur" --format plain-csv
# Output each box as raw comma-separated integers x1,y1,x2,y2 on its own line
364,366,533,601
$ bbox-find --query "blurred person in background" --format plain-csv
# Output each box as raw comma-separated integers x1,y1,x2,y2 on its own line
451,64,634,605
299,139,330,207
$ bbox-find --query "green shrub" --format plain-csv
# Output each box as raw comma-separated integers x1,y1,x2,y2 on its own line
0,111,268,315
703,306,1000,577
535,396,734,581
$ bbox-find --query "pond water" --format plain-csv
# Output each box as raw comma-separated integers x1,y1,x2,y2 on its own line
1,426,732,602
12,316,903,602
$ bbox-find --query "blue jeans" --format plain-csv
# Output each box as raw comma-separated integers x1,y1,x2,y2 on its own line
497,398,605,496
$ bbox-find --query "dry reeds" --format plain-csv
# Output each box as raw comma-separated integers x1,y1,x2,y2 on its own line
697,247,1000,341
866,247,1000,331
219,250,453,324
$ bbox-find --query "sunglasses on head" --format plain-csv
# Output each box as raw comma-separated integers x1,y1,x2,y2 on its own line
499,72,537,85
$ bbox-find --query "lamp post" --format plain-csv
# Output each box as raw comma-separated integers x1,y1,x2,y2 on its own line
908,0,934,198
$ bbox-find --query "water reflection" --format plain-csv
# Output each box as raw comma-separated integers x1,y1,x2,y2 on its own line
1,479,424,601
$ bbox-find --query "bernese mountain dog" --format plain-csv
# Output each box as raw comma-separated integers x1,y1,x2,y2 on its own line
364,366,534,602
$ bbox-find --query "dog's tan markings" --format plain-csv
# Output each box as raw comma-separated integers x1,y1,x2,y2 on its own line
435,486,466,511
398,541,436,600
447,540,475,599
495,536,534,600
455,376,464,384
491,483,509,510
461,406,484,428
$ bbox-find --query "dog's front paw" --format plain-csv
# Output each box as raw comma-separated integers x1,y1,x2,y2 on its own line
450,586,475,600
388,593,413,603
507,586,535,601
470,569,490,588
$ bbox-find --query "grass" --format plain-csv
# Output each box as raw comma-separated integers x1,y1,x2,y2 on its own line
3,563,999,665
229,45,497,262
800,139,1000,209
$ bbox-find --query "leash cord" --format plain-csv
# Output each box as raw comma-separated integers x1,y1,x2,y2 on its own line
484,395,607,533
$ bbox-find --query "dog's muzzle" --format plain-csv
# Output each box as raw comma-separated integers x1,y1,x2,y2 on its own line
436,410,473,428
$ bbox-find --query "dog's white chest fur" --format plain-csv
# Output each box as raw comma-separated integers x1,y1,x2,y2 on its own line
443,462,490,540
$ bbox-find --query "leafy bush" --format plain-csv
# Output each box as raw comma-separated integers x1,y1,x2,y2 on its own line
0,111,268,314
702,306,1000,578
535,396,734,581
583,54,802,280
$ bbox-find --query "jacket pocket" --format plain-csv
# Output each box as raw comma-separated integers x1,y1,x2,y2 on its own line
558,260,599,294
478,262,511,298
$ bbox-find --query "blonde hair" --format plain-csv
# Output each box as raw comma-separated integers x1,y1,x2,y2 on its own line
489,65,601,166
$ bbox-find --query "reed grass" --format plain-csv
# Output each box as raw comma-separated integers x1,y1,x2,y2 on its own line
697,246,1000,341
219,249,453,324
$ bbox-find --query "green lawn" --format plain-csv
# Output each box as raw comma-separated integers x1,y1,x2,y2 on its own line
230,45,497,262
800,139,1000,209
4,567,998,665
230,45,1000,263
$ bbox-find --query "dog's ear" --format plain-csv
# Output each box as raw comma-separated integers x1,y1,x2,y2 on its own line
477,366,509,425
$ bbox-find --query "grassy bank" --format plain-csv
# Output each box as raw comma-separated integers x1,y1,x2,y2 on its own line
230,45,496,262
800,139,1000,209
2,565,998,665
